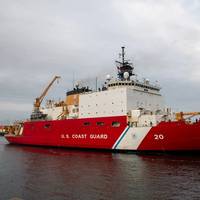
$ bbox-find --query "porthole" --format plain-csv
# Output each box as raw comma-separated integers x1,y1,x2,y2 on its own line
83,122,91,126
112,122,120,127
44,124,51,129
97,122,104,126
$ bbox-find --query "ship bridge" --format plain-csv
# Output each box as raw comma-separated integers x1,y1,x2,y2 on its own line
105,47,161,96
107,79,161,95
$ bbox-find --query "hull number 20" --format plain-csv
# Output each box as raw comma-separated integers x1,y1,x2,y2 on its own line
154,134,164,140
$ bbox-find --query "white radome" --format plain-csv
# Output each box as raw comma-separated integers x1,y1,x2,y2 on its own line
123,72,129,80
106,74,111,80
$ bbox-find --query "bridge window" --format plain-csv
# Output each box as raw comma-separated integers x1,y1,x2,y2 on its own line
112,121,120,127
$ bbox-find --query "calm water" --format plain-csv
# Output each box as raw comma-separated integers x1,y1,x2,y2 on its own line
0,137,200,200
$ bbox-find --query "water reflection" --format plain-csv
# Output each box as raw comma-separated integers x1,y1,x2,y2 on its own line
1,137,200,200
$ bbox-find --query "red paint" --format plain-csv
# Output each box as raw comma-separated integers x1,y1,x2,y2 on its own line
138,121,200,151
5,116,200,151
5,116,127,149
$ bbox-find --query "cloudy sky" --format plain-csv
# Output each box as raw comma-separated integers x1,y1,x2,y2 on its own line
0,0,200,123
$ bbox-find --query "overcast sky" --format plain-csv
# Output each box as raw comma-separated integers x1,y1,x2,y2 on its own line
0,0,200,123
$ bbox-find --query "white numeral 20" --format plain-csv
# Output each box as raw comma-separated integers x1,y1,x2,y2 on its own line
154,134,164,140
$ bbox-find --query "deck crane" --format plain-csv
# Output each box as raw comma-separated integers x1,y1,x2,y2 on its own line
30,76,61,120
175,112,200,121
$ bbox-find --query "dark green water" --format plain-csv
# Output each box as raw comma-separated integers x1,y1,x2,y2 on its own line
0,137,200,200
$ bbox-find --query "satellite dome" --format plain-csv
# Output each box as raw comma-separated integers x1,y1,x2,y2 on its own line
106,74,111,80
123,72,129,80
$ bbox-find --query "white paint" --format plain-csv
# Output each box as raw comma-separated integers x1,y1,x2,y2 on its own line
154,134,164,140
115,126,151,150
112,126,129,149
137,114,163,127
79,86,164,118
79,88,127,118
127,88,164,112
19,126,23,135
41,106,63,120
67,105,79,119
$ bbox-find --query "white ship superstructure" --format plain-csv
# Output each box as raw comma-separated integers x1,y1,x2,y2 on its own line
41,47,167,124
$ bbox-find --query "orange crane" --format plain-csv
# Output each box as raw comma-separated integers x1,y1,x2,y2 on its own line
34,75,61,109
176,112,200,121
31,76,61,120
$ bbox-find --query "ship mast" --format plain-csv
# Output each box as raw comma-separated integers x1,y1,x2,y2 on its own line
116,47,134,80
122,46,125,65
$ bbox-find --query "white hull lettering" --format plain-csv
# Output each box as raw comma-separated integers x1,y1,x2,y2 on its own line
61,134,108,139
90,134,108,139
72,134,87,139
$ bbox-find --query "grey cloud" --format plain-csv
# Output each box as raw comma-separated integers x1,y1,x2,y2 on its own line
0,0,200,123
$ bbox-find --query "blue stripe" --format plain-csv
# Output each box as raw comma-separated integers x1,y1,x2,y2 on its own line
113,126,130,149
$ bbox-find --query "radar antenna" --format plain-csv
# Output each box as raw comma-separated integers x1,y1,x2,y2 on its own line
116,47,134,80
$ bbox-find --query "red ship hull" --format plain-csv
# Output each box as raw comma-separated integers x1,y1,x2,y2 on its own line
5,116,200,151
5,116,127,149
137,121,200,151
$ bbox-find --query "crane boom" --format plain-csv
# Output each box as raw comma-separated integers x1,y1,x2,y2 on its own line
176,112,200,121
34,76,61,109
